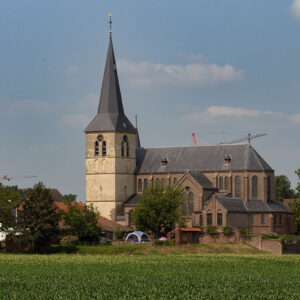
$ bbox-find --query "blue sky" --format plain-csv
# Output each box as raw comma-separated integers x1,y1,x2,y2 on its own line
0,0,300,201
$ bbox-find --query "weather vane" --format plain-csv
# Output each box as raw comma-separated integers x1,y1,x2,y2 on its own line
108,13,112,35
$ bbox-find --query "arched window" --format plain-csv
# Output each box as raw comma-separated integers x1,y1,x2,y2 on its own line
219,176,223,190
267,176,271,201
144,179,148,191
217,212,222,226
124,185,127,196
121,141,124,157
155,178,160,187
235,176,241,198
199,214,203,226
252,175,258,199
102,141,107,156
224,176,229,190
161,179,165,190
138,179,142,192
126,142,129,157
95,141,99,156
173,177,178,186
188,192,194,216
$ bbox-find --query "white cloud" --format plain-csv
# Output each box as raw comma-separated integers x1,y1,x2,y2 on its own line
66,65,79,73
291,0,300,18
60,114,91,128
289,113,300,124
117,59,243,88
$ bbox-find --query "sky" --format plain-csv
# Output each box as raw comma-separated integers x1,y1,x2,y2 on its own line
0,0,300,201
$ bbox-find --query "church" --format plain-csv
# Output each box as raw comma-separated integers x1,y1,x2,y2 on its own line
85,32,294,235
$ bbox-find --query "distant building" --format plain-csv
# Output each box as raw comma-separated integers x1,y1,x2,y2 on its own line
85,33,294,235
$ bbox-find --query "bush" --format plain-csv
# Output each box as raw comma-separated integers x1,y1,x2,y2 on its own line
207,226,217,236
60,235,79,245
239,227,250,237
223,226,234,236
153,240,174,246
113,226,123,240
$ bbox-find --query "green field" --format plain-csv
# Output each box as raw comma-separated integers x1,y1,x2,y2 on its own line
1,254,300,299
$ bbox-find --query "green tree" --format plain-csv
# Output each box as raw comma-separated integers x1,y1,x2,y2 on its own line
295,169,300,197
63,194,77,204
17,182,61,252
132,184,186,238
0,184,24,230
62,203,101,242
288,200,300,235
275,175,295,202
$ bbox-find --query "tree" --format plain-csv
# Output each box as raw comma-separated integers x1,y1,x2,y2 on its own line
295,169,300,197
288,200,300,235
63,194,77,204
62,203,101,242
132,184,186,238
275,175,295,202
0,184,24,230
17,182,61,252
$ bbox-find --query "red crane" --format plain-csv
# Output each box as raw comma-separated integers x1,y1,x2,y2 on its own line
192,133,198,145
1,175,37,182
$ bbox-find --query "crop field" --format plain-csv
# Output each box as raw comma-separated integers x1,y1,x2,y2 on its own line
1,254,300,299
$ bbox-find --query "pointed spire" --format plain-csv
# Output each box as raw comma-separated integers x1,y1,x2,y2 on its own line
85,29,135,133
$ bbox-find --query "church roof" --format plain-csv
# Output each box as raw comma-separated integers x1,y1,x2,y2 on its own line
189,171,215,189
135,144,272,174
85,36,135,133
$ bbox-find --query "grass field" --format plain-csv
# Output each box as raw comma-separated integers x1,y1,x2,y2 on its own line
1,253,300,299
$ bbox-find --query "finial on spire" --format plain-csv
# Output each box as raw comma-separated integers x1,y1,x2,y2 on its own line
108,13,112,36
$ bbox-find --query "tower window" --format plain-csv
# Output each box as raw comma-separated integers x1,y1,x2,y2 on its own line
138,179,142,192
95,141,99,156
219,176,223,190
199,214,203,226
235,176,241,198
224,176,229,190
121,141,124,157
126,142,129,157
102,141,107,156
252,175,258,199
267,176,271,201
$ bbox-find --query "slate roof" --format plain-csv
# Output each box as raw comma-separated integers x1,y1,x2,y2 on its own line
188,171,215,189
49,189,64,202
217,198,293,213
136,144,272,174
217,198,248,212
85,37,135,133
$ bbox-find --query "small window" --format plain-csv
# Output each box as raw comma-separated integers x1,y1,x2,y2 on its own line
235,176,241,198
95,141,99,156
144,179,148,191
188,192,194,216
173,177,178,186
217,213,222,226
161,158,168,167
126,142,129,157
138,179,142,192
199,214,203,226
252,175,258,199
267,176,271,201
102,141,107,156
224,176,229,190
207,213,212,225
279,214,282,225
224,155,231,164
219,176,223,190
274,215,276,225
261,214,265,225
121,141,124,157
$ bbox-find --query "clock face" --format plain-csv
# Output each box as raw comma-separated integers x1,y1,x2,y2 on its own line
97,134,103,141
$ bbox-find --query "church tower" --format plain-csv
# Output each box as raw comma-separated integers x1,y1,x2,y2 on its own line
85,30,137,221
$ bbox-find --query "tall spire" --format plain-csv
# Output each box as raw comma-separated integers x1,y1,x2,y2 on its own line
85,16,135,133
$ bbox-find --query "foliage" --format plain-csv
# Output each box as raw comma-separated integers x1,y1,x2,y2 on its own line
207,225,217,236
113,226,123,240
16,182,61,252
223,226,234,236
1,254,300,299
62,203,101,242
295,169,300,197
239,227,250,237
132,184,186,238
0,185,24,230
288,199,300,235
153,240,174,246
60,235,79,245
63,194,77,204
275,175,295,202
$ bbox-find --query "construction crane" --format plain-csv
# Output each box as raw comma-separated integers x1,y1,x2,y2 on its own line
192,133,198,145
1,175,37,182
219,133,267,145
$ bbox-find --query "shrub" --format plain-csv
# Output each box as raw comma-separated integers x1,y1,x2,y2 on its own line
223,226,234,236
153,240,174,246
239,227,250,237
60,235,79,245
113,226,123,240
207,225,217,236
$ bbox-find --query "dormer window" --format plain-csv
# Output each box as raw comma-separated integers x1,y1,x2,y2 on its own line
224,155,231,165
161,158,168,167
